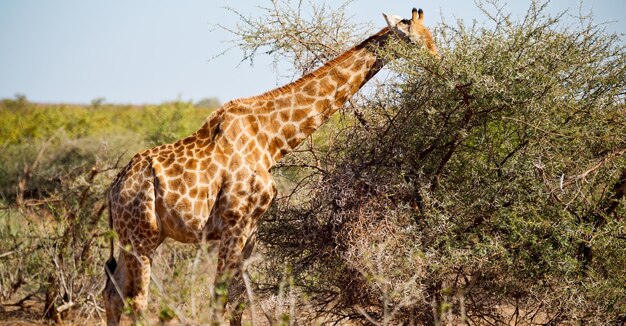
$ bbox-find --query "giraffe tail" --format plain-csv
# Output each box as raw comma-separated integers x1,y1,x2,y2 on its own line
105,194,117,280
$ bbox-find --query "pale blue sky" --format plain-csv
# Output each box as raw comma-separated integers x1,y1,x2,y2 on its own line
0,0,624,105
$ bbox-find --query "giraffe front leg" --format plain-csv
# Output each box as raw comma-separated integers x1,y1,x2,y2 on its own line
229,234,257,326
214,231,250,325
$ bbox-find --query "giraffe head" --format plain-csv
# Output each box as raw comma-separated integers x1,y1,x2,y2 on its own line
383,8,438,55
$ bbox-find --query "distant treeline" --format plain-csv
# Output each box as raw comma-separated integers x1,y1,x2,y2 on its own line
0,96,220,147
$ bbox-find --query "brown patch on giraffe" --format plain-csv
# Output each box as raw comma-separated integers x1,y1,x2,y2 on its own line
244,116,260,134
185,143,196,151
259,192,272,206
159,153,174,164
274,149,286,160
189,217,201,229
301,117,317,135
182,137,194,145
319,78,334,95
251,177,264,193
166,163,184,178
287,137,299,148
196,124,211,139
229,154,243,169
182,171,197,186
170,178,186,194
280,110,290,122
295,93,315,106
330,68,349,86
244,140,257,156
206,163,219,178
275,96,291,109
198,170,210,184
235,185,247,198
268,139,285,159
350,79,363,94
249,147,262,163
199,159,210,170
256,101,274,114
214,152,229,165
196,146,212,158
267,119,280,134
257,115,269,127
338,57,354,69
175,197,192,211
256,132,269,149
228,106,252,116
197,187,208,200
224,125,242,142
195,137,208,149
237,133,251,147
352,58,366,71
271,137,285,151
222,145,235,158
303,80,318,96
291,108,308,122
164,192,179,206
336,89,349,103
315,99,331,113
282,124,296,141
185,159,198,170
253,103,268,115
235,168,251,181
189,187,198,198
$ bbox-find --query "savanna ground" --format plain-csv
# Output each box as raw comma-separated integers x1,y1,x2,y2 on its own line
1,1,626,325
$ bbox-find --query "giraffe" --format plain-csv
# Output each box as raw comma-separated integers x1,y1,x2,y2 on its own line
102,7,437,325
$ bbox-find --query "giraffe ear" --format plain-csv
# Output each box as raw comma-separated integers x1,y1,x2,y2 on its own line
383,13,403,28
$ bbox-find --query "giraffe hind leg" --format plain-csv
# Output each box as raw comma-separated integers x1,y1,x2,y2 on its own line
103,244,157,325
103,252,126,326
123,250,154,323
105,181,162,323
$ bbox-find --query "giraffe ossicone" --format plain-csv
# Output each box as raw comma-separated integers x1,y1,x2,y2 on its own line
103,7,437,325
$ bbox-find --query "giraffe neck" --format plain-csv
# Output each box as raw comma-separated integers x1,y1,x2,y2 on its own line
234,27,392,163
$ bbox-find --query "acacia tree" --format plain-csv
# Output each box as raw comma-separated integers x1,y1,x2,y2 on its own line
229,0,625,324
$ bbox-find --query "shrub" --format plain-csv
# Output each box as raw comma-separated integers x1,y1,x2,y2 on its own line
237,0,626,324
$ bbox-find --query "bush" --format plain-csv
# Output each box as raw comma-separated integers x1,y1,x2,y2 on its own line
238,0,626,324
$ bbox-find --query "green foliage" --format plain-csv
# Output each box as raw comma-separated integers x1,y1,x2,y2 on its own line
158,304,176,322
255,0,626,324
0,99,214,201
0,98,213,148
